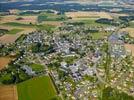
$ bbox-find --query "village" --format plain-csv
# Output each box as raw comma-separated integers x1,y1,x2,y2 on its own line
0,0,134,99
0,20,134,99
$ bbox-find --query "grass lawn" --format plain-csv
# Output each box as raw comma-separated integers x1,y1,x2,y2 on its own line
6,29,23,34
17,76,58,100
91,32,111,39
30,63,44,72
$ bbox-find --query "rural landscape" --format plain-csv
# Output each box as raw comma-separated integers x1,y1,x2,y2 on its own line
0,0,134,100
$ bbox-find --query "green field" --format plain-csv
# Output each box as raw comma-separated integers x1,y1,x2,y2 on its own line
91,32,111,39
3,22,34,27
30,63,44,72
38,13,67,23
3,22,55,31
17,76,58,100
6,29,23,34
69,19,111,27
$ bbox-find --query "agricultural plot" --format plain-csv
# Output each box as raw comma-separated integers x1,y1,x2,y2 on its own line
0,21,54,44
43,21,63,26
78,19,111,27
38,13,67,23
125,44,134,56
0,57,14,70
120,28,134,37
0,33,21,44
6,29,23,34
0,85,18,100
17,76,58,100
65,11,113,19
0,15,37,24
3,22,34,27
0,28,35,44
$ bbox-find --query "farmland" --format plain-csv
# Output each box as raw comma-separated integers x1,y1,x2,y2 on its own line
17,76,58,100
65,11,113,19
0,15,37,24
37,13,67,23
125,44,134,56
120,28,134,37
6,29,23,34
0,57,14,70
0,85,18,100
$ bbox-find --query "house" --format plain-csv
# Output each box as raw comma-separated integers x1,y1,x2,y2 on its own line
22,65,35,76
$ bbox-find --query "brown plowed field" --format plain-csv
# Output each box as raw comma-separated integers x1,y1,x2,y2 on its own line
0,85,18,100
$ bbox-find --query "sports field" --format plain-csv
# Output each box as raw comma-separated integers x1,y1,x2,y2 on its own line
17,76,57,100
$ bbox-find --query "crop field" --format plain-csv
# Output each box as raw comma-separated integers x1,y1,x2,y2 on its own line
0,33,21,44
37,13,67,23
0,21,54,44
125,44,134,56
0,25,15,30
67,19,111,28
65,11,113,19
0,85,18,100
0,28,35,44
0,15,37,24
43,21,63,26
6,29,23,34
3,22,34,27
120,28,134,37
0,57,14,70
17,76,58,100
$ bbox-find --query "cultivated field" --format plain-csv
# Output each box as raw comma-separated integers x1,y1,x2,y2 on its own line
17,76,57,100
0,15,37,24
0,25,14,30
110,13,128,18
0,34,21,44
0,85,18,100
65,11,113,19
125,44,134,56
43,21,63,26
0,57,13,70
120,28,134,37
0,28,35,44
